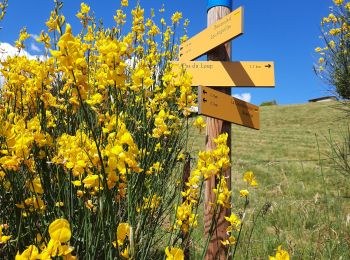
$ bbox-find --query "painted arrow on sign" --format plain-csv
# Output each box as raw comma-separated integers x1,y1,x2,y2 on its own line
179,6,244,61
172,61,275,87
198,86,260,129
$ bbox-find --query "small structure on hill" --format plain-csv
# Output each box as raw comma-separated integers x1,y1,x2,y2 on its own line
260,100,277,106
308,96,338,103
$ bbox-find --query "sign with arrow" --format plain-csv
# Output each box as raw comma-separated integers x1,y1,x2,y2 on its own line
198,85,260,129
179,6,244,61
173,61,275,87
177,2,275,257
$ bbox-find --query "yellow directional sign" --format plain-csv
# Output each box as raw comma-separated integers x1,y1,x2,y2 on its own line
179,6,244,61
173,61,275,87
198,86,260,129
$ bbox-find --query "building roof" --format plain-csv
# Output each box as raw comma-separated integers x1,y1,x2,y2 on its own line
308,96,338,102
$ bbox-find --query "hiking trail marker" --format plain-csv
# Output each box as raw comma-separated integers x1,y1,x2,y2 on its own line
173,61,275,87
198,86,260,129
179,6,243,61
177,1,276,259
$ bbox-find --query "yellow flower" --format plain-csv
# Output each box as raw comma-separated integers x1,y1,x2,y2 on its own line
193,116,206,129
77,190,84,197
71,180,82,187
213,176,231,208
26,177,44,194
44,239,74,257
46,239,63,257
243,171,258,186
32,196,46,211
37,30,51,48
329,28,341,35
175,202,198,233
45,11,64,33
155,142,161,151
55,202,64,207
15,27,30,49
269,245,290,260
222,212,240,247
15,245,39,259
121,247,129,258
121,0,128,7
114,9,126,25
318,57,325,63
240,189,249,197
86,93,104,106
116,223,130,246
80,3,90,14
177,153,185,161
152,110,170,138
85,200,94,210
171,12,182,24
328,13,337,22
165,247,184,260
82,174,101,189
333,0,343,5
146,161,162,175
84,25,94,41
141,195,161,212
0,225,11,244
131,6,145,36
346,2,350,11
49,219,71,243
224,213,241,231
159,5,165,13
221,236,236,246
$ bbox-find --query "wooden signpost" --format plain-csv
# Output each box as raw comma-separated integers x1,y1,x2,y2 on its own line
173,61,275,87
177,0,275,259
198,86,260,129
204,5,232,260
179,6,243,61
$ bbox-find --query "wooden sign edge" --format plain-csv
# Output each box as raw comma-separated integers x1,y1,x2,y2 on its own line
198,85,203,115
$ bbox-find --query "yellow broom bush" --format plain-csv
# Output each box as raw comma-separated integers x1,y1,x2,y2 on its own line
0,0,279,259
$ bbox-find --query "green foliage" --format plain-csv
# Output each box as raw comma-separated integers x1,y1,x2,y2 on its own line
314,1,350,99
327,126,350,176
260,100,277,106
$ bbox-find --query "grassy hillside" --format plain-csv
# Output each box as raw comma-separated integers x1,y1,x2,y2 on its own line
189,101,350,259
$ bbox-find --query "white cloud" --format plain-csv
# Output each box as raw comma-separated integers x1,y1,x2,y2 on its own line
30,42,41,52
0,42,44,62
31,34,40,40
190,106,198,113
0,72,4,87
233,93,252,103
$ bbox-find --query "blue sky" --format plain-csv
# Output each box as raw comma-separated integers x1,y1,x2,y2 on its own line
0,0,333,105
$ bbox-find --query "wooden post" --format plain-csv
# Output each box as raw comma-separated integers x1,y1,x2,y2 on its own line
182,153,191,260
205,1,232,259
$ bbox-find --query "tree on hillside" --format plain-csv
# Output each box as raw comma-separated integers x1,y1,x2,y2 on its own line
260,100,277,106
314,0,350,99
